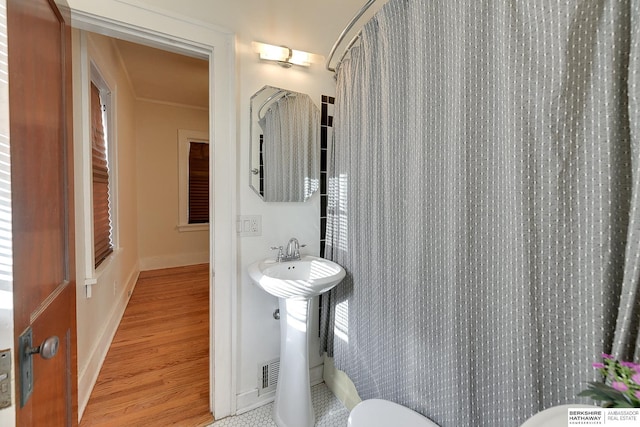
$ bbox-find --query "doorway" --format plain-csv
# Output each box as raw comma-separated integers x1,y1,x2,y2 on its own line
68,2,237,422
74,29,212,422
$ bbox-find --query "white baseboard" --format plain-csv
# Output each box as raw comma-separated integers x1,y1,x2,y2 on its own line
139,251,209,271
322,354,361,411
235,363,324,415
310,363,324,387
77,266,140,418
235,389,275,415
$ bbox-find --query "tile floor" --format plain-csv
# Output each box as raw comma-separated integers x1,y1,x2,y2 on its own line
210,383,349,427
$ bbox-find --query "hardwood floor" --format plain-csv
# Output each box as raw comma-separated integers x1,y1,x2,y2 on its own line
80,264,213,427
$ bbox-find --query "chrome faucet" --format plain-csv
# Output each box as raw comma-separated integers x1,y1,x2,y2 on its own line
285,238,300,260
271,238,305,262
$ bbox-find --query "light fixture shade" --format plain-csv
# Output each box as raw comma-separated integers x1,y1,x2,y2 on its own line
289,50,311,67
252,41,320,68
257,43,291,62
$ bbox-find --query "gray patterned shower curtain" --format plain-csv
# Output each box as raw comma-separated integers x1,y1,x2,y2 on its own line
259,93,320,202
320,0,640,425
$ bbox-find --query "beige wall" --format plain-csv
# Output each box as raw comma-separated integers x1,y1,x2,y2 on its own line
73,31,141,415
136,100,209,270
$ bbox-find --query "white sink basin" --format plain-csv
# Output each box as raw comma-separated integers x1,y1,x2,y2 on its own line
248,255,346,299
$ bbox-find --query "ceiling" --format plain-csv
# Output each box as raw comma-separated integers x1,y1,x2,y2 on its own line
133,0,387,62
98,0,392,109
112,38,209,110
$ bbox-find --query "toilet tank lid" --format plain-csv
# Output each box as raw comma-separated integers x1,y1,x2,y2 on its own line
348,399,440,427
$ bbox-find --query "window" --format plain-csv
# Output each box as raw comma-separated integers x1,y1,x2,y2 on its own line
178,129,209,231
188,141,209,224
91,81,113,267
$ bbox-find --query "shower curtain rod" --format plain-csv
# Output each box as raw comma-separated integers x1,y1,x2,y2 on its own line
257,89,292,121
326,0,379,72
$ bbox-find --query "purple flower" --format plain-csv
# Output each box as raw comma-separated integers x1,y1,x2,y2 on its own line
632,373,640,385
592,362,606,369
635,391,640,400
620,361,637,368
602,353,614,359
612,381,628,392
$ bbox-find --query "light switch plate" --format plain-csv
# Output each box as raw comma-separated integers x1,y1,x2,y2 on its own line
237,215,262,237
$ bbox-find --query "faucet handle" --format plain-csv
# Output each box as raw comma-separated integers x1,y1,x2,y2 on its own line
270,246,284,262
293,244,307,259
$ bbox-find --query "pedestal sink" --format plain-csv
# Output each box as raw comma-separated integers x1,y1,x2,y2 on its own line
248,255,346,427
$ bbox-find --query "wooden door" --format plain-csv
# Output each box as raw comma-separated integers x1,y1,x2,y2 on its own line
8,0,77,425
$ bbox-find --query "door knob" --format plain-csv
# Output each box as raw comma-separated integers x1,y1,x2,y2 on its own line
19,329,60,406
26,336,59,360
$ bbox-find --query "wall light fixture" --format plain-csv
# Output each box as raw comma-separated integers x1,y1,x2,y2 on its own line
252,42,321,68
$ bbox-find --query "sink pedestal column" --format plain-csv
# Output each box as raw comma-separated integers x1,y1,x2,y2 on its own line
273,297,315,427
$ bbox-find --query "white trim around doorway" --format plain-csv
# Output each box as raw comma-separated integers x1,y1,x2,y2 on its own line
63,0,237,420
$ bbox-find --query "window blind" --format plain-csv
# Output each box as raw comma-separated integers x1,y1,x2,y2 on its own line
188,141,209,224
91,82,112,267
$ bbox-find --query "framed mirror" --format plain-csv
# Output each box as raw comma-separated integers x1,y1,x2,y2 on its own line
250,85,320,202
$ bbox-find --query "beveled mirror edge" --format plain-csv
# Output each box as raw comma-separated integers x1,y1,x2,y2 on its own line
248,86,269,199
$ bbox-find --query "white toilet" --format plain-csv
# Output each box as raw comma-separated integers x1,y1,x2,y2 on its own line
347,399,440,427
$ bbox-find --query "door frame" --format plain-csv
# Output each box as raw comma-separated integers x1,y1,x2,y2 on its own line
65,0,237,419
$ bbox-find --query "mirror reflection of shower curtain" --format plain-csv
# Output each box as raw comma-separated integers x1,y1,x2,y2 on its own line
259,94,320,202
321,0,640,426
